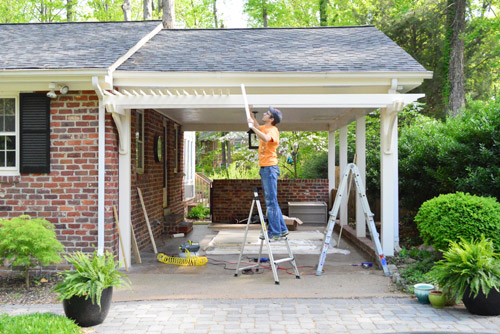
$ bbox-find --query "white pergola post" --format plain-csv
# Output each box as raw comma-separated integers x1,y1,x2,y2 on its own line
339,125,348,226
327,129,336,207
355,116,367,238
118,109,132,268
380,107,399,256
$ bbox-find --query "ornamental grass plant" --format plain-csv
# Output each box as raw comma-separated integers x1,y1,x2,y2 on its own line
0,313,81,334
54,250,129,308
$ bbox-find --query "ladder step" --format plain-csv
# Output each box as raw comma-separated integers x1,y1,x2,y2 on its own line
274,257,294,264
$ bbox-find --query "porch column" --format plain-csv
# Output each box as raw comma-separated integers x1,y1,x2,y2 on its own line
380,108,398,256
327,128,336,207
339,125,348,226
118,109,132,268
355,116,366,238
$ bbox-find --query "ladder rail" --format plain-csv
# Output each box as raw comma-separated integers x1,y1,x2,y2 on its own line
234,187,301,284
316,163,391,277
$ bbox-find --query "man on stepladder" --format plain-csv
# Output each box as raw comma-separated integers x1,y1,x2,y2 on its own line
247,105,288,241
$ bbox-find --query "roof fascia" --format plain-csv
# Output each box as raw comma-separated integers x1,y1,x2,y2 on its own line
0,69,110,91
113,71,433,93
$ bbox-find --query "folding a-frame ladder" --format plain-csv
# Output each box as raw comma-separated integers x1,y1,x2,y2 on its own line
316,163,391,276
235,187,301,284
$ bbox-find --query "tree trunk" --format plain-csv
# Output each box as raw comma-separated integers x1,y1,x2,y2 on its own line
122,0,132,21
213,0,218,28
448,0,466,117
221,138,226,169
144,0,153,20
163,0,175,28
66,0,73,21
226,141,231,165
263,0,268,27
319,0,328,26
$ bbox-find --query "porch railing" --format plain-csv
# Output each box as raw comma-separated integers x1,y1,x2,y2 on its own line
195,172,212,207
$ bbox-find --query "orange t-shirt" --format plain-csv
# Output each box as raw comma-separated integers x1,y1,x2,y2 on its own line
258,125,279,167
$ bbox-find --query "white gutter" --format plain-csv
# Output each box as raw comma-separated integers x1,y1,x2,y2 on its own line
92,77,106,256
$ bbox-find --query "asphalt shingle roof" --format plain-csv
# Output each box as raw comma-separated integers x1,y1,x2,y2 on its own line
0,21,160,70
119,26,427,73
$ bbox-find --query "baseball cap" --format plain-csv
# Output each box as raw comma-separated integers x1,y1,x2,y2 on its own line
268,106,282,124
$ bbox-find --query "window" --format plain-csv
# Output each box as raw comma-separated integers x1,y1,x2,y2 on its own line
0,97,18,173
135,110,144,174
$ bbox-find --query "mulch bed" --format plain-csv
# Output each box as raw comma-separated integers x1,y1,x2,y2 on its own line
0,274,60,304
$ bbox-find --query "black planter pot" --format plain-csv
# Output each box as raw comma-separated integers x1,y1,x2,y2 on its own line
463,286,500,316
63,287,113,327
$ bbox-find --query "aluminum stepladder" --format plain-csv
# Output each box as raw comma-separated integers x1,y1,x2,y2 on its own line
234,187,301,284
316,163,391,276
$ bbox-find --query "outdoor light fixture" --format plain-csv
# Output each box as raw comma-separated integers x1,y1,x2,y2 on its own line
247,110,259,150
46,82,69,99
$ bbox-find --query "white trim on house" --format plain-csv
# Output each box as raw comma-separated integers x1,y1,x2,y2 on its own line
0,95,19,175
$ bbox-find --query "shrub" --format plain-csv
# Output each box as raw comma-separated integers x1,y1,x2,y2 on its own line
0,313,81,334
187,204,210,220
0,215,64,288
415,192,500,251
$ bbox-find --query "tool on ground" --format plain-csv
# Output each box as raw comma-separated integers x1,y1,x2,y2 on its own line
137,187,158,254
179,240,200,253
112,205,128,271
157,250,208,266
234,187,301,284
316,163,390,276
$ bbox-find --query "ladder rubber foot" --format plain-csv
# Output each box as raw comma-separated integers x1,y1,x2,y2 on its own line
275,281,280,285
296,276,301,279
234,274,238,277
256,269,260,272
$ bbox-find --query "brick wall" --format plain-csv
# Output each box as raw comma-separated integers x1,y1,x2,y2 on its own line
0,91,119,271
211,179,329,223
130,109,184,251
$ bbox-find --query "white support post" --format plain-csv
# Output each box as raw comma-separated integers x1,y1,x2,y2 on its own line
339,125,348,226
97,98,105,256
380,108,398,256
327,129,336,207
118,109,132,268
355,116,367,238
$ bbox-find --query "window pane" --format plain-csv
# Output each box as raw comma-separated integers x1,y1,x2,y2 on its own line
5,116,14,131
6,151,15,167
4,99,14,115
0,115,3,132
0,152,4,167
6,136,15,150
0,99,4,116
0,136,4,150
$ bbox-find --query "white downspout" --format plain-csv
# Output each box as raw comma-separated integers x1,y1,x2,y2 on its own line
92,77,106,256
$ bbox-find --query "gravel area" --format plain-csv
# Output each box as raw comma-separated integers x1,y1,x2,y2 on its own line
0,274,59,304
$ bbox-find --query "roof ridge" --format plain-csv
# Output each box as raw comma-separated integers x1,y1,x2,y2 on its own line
0,20,161,26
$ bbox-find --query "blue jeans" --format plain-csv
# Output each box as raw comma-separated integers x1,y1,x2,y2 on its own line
259,166,288,238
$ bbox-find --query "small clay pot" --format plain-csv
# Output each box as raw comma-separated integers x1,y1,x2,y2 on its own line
429,290,447,309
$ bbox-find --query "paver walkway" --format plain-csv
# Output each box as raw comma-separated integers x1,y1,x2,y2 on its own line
2,297,499,334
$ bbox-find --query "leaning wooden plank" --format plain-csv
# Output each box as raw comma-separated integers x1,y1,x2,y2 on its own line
137,187,158,254
112,205,128,272
130,222,142,264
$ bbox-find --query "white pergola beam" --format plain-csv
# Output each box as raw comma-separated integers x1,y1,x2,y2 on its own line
102,93,424,110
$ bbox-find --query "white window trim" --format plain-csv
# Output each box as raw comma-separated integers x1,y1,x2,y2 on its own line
0,95,20,176
136,110,144,174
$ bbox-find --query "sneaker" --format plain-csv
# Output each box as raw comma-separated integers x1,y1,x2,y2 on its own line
280,231,289,238
268,235,281,242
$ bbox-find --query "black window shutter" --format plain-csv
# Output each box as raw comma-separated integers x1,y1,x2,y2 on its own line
20,93,50,174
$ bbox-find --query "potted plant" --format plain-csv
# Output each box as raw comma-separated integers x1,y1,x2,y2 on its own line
427,236,500,316
428,290,447,309
54,250,129,327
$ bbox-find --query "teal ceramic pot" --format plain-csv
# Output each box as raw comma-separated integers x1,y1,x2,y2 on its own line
414,283,434,304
